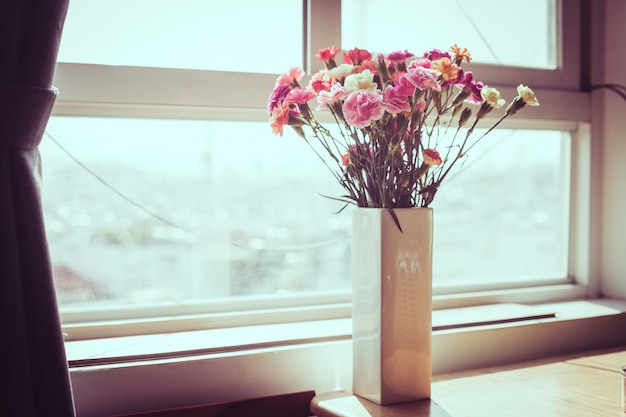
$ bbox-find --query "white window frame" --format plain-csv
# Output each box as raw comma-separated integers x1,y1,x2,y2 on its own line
51,0,595,340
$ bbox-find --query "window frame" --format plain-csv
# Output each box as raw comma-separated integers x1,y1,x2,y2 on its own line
50,0,595,340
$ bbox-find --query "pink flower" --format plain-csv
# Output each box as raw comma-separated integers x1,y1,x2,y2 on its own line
395,74,417,96
267,84,291,115
404,66,441,92
386,50,414,62
342,48,372,65
342,90,384,128
275,67,304,87
354,59,378,76
382,85,411,115
316,84,350,110
408,58,432,69
422,148,442,166
342,144,370,165
285,87,316,105
309,70,334,93
316,45,341,62
341,151,351,166
270,102,291,136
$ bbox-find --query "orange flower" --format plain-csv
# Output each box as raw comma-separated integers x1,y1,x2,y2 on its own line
422,148,442,166
309,70,335,93
450,44,471,64
270,102,291,136
432,58,459,83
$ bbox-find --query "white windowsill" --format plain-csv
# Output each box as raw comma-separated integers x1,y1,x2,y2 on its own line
65,298,626,366
66,298,626,417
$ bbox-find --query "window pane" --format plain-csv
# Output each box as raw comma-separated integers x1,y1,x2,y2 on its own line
431,130,570,288
41,119,569,311
341,0,557,69
42,118,350,307
57,0,303,73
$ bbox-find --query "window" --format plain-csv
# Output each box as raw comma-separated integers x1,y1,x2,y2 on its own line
341,0,557,69
58,0,303,73
47,0,590,337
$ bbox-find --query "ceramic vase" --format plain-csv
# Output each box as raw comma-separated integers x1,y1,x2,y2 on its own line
351,207,433,405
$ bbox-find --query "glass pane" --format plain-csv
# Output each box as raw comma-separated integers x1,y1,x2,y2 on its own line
431,130,570,288
42,118,350,308
57,0,303,73
341,0,557,69
41,119,569,310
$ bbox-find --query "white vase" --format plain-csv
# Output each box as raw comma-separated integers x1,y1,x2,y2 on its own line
351,207,433,405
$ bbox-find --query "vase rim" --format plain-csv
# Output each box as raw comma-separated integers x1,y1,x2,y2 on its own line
353,206,433,211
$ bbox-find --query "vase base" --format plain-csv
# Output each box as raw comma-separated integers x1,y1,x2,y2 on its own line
311,391,451,416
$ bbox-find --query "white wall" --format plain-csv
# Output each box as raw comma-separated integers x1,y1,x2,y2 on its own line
599,0,626,299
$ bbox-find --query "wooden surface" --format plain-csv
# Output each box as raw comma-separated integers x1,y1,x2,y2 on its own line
431,345,626,417
311,391,452,417
313,346,626,417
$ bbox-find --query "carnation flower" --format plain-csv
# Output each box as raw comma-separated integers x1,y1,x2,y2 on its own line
328,64,355,81
382,85,411,115
285,87,316,105
343,47,372,65
422,148,442,166
275,67,304,87
386,50,415,62
506,84,540,116
405,66,442,92
344,70,377,92
342,90,384,128
316,84,350,110
309,70,334,93
268,45,539,209
316,45,340,62
481,85,505,108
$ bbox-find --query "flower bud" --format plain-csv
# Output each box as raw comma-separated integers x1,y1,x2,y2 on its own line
458,107,472,127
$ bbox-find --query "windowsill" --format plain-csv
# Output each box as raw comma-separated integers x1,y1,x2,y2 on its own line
66,298,626,417
65,298,626,366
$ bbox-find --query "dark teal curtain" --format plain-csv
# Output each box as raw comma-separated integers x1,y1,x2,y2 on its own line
0,0,74,415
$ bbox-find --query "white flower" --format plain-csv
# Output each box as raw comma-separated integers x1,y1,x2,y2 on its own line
480,85,505,108
506,84,540,116
344,69,377,92
328,64,355,81
516,84,540,106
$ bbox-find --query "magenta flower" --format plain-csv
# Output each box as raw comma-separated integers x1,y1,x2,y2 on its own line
423,49,451,60
267,84,291,115
342,90,384,128
386,50,414,62
456,71,484,104
285,87,316,105
382,85,411,115
404,66,441,92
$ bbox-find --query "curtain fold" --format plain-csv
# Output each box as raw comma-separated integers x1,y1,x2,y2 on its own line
0,0,74,416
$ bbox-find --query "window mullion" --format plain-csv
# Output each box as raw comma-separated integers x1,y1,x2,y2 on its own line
306,0,342,74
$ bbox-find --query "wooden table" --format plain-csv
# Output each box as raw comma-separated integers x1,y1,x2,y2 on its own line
312,346,626,417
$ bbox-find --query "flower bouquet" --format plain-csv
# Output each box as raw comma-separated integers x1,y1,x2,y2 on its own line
268,45,539,227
